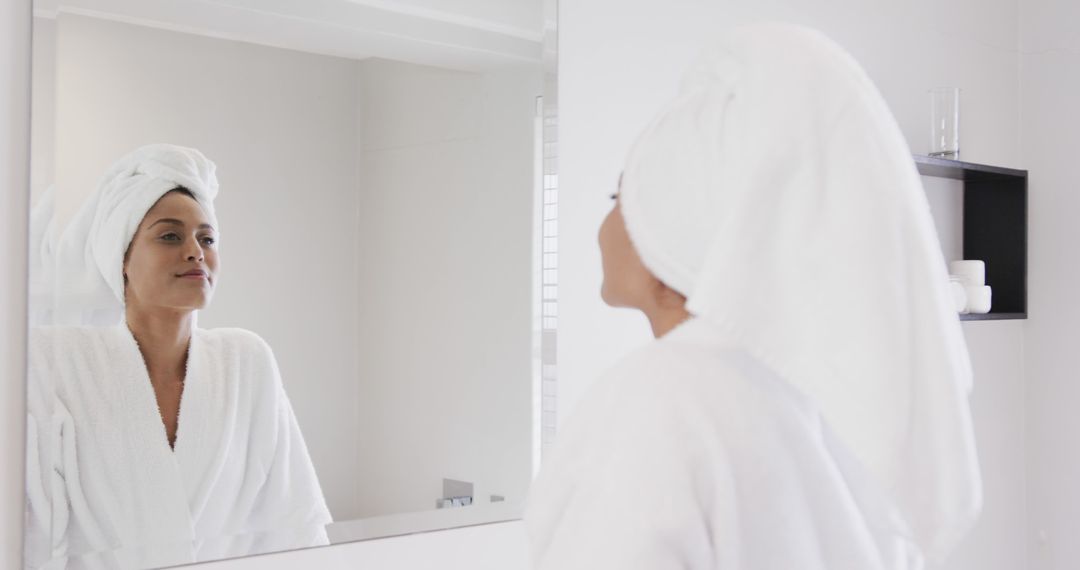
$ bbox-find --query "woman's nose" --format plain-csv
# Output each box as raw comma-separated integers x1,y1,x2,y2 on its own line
184,242,204,262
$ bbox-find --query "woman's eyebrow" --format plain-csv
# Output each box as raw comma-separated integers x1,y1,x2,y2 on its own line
148,218,215,231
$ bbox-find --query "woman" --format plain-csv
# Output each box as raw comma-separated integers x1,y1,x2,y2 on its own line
25,144,332,569
525,23,981,570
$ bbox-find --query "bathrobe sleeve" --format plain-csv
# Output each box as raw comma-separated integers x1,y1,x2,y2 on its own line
244,334,333,552
525,350,727,570
24,413,63,570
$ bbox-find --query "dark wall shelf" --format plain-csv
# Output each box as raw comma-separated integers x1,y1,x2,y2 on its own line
914,155,1028,321
959,313,1025,321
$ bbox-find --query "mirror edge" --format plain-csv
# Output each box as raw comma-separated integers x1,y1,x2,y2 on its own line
4,0,33,568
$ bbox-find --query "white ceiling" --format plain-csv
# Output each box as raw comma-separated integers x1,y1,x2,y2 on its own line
34,0,550,71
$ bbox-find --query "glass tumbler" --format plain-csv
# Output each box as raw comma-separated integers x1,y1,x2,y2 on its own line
929,87,960,159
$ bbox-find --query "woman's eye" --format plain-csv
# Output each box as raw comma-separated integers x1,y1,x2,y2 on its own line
159,232,215,245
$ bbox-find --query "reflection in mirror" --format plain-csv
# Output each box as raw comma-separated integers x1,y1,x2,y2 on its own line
25,0,555,567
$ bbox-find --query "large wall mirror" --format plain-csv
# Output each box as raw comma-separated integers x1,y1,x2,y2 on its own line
24,0,557,567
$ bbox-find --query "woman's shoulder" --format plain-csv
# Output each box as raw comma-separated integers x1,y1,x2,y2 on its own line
196,327,283,384
587,321,821,440
196,328,287,400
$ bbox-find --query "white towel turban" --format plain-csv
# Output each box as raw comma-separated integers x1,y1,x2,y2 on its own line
37,143,219,326
618,22,981,563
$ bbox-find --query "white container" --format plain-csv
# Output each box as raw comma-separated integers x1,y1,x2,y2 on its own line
949,260,986,287
965,285,992,314
949,277,968,313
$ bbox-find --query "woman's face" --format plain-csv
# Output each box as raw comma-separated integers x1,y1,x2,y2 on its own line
123,191,219,313
598,185,658,310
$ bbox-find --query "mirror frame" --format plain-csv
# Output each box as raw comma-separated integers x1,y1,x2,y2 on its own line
3,0,33,567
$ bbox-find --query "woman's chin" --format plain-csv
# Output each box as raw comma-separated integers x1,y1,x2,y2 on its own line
171,285,214,309
599,284,624,308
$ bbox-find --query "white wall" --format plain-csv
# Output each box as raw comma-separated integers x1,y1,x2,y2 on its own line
353,58,538,518
43,13,366,521
557,2,1027,570
1020,1,1080,569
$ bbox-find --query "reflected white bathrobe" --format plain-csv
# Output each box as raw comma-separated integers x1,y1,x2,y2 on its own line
526,319,921,570
25,324,332,570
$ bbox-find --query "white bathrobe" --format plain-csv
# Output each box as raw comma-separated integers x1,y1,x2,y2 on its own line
526,319,920,570
25,324,332,570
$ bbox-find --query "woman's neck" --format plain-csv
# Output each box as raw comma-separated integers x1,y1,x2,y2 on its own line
125,307,194,381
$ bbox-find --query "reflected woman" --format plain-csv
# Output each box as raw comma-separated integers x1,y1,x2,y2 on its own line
25,144,332,570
